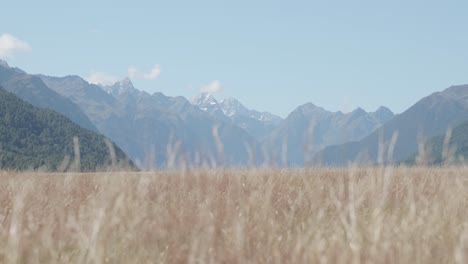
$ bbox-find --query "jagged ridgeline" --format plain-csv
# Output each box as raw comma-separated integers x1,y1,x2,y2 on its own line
0,87,134,171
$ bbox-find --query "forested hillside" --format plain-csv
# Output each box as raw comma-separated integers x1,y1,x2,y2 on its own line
0,87,133,171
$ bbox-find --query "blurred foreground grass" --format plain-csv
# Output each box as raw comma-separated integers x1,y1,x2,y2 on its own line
0,167,467,263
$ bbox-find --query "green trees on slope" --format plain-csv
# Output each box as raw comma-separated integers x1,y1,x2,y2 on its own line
0,87,133,171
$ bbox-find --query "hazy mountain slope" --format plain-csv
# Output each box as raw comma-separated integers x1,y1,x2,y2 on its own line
0,62,97,131
219,97,282,141
40,76,187,165
417,120,468,164
315,85,468,165
0,87,132,171
38,75,118,127
150,92,261,165
106,82,262,166
263,103,394,165
40,76,260,167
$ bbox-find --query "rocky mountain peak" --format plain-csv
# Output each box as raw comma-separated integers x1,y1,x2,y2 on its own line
294,102,326,115
192,92,221,111
194,92,217,103
374,106,394,116
104,78,137,96
351,107,367,116
219,97,249,117
0,59,9,68
120,77,133,87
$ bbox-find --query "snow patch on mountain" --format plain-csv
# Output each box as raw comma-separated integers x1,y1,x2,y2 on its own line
193,93,283,125
104,78,139,96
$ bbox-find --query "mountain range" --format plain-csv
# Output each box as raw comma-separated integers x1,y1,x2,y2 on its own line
264,103,394,165
1,58,467,169
192,93,395,165
39,75,260,168
314,85,468,165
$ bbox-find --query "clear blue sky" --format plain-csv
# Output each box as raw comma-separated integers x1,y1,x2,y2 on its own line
2,0,468,117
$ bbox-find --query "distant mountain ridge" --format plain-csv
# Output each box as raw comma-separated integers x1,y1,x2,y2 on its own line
192,93,395,164
39,76,261,168
16,56,395,168
315,84,468,165
6,59,468,169
262,102,394,165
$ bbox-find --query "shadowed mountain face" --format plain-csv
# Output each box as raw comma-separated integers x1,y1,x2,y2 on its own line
262,103,394,166
315,85,468,165
0,87,132,171
40,76,260,168
192,93,283,141
0,62,97,132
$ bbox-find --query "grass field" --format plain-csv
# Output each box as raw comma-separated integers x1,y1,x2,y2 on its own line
0,167,467,263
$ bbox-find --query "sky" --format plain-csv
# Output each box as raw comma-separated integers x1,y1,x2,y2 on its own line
1,0,468,117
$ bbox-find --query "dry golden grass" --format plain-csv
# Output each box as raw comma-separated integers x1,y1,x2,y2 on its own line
0,167,467,263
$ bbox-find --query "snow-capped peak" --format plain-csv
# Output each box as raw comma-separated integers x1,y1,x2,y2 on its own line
192,93,283,124
219,97,249,117
193,92,219,107
220,97,282,124
120,77,134,88
192,93,230,118
104,78,138,96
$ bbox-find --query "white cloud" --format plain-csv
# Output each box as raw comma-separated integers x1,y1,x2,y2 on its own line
200,80,223,93
85,64,161,86
86,72,118,86
127,66,138,79
0,34,31,59
143,64,161,80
